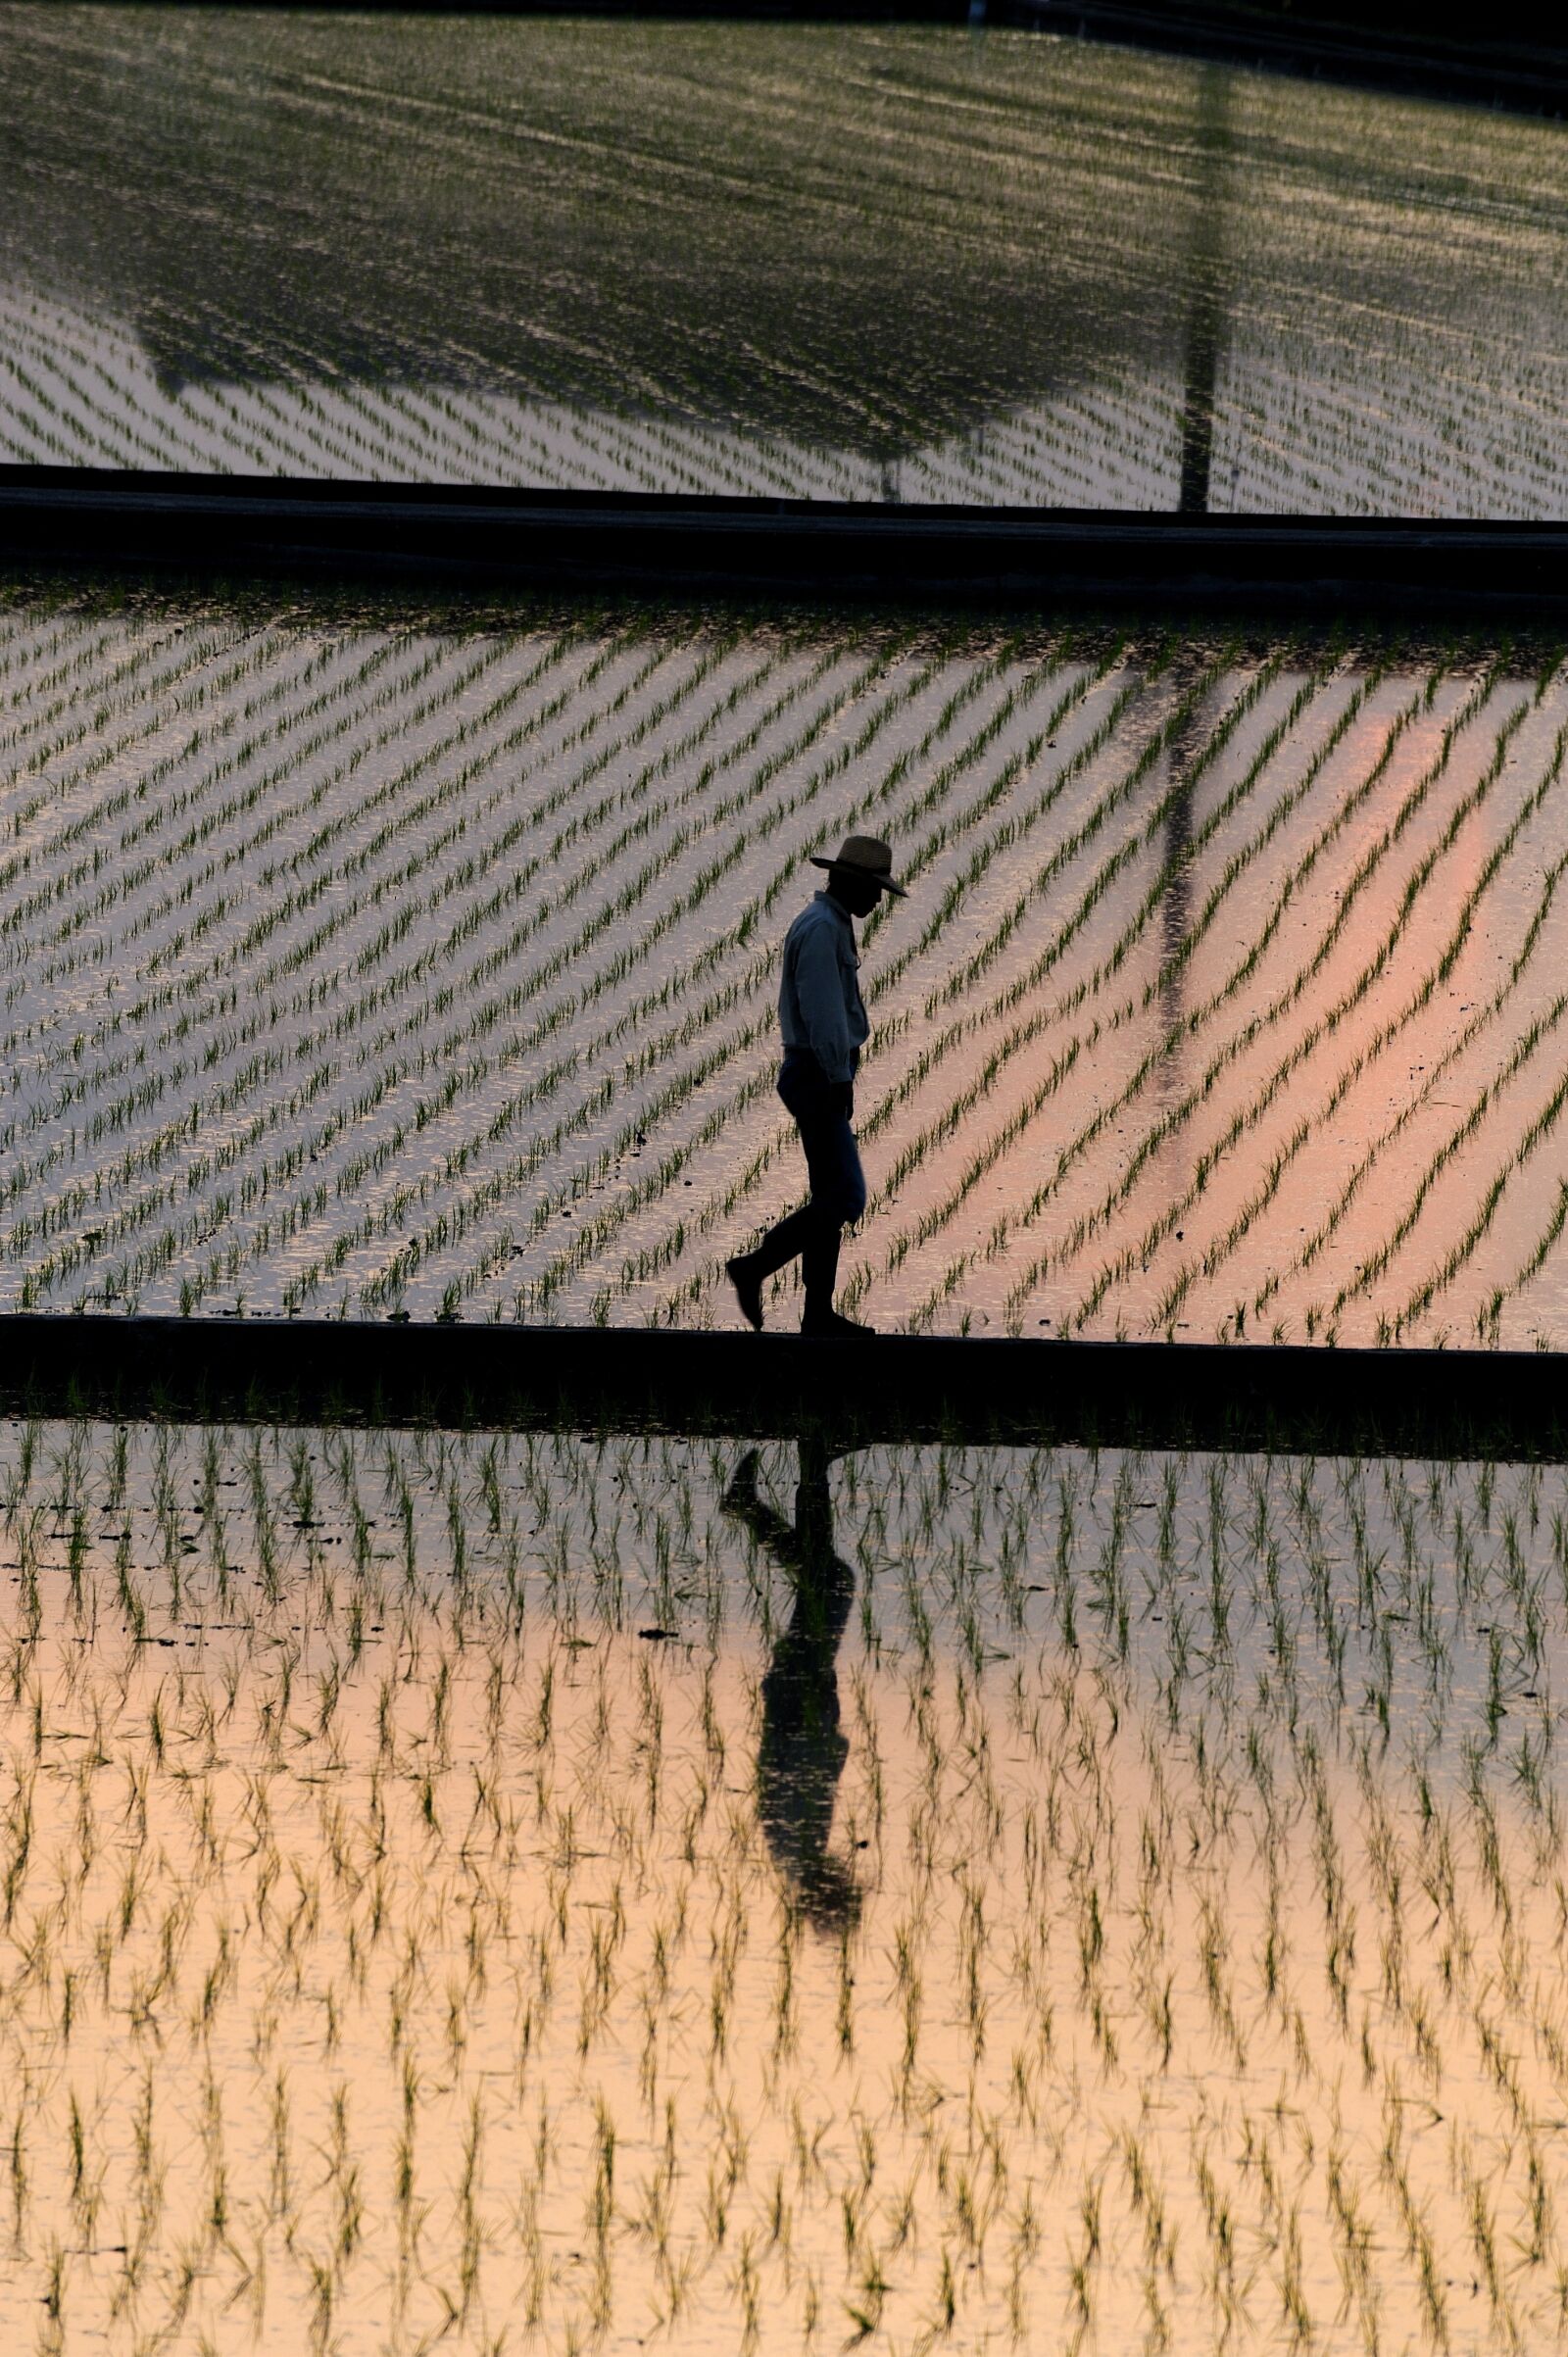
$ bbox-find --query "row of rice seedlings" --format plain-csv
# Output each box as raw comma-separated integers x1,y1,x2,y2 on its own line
7,631,434,1014
8,252,1568,519
1137,686,1568,1342
0,281,1163,509
24,621,658,1093
33,629,538,988
848,650,1334,1285
5,625,722,1301
1045,684,1547,1338
0,290,284,476
924,667,1446,1320
1,1419,1566,2348
0,607,146,726
496,642,1151,1320
1256,845,1568,1340
0,626,575,1244
1217,319,1568,519
0,612,194,793
3,628,527,1180
1393,1059,1568,1335
0,275,1157,510
983,667,1541,1332
0,300,200,474
13,619,664,1083
0,610,288,827
0,620,430,978
8,616,903,1309
1481,1176,1568,1340
628,651,1198,1324
1322,995,1568,1335
0,620,264,881
124,626,701,1017
363,639,1078,1316
867,657,1382,1320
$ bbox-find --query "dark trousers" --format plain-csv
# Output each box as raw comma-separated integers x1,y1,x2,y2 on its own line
750,1050,867,1314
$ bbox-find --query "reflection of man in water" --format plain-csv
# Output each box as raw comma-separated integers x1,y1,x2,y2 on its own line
721,1438,859,1927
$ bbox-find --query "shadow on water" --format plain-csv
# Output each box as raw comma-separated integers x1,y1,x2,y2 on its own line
721,1438,861,1930
1178,65,1233,518
1157,670,1208,1056
0,16,1205,475
1146,71,1229,1135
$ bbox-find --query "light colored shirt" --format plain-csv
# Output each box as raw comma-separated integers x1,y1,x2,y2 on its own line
778,891,868,1086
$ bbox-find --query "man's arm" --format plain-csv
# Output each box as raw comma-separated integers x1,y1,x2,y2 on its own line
792,918,855,1086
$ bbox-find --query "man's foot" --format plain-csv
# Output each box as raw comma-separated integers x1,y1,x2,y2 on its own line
800,1307,877,1339
727,1253,764,1331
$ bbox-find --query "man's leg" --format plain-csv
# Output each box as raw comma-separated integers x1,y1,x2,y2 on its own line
730,1074,869,1333
798,1099,869,1335
728,1200,815,1328
800,1217,841,1326
749,1202,817,1278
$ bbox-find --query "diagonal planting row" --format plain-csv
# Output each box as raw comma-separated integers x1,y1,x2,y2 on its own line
8,273,1568,518
7,598,1568,1347
0,282,1179,511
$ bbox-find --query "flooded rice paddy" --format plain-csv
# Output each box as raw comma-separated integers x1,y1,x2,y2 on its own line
3,12,1567,516
1,1416,1566,2352
7,593,1568,1348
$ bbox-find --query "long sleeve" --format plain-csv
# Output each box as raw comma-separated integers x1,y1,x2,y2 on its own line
790,914,856,1084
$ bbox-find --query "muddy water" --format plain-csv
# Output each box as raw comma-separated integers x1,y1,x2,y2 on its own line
0,1417,1564,2351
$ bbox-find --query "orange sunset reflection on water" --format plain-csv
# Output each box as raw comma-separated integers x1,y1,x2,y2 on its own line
1,1419,1564,2353
851,658,1568,1352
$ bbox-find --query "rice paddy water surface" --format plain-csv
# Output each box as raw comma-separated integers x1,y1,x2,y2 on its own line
6,591,1568,1348
6,15,1565,2355
1,10,1566,516
0,1416,1564,2352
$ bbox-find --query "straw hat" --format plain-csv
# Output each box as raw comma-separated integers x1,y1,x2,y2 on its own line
808,834,907,897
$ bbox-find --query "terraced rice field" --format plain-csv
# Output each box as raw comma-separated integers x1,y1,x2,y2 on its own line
3,11,1567,516
1,1415,1566,2353
6,589,1568,1349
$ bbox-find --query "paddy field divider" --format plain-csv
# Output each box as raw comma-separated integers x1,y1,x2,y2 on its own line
5,466,1568,619
6,1313,1568,1458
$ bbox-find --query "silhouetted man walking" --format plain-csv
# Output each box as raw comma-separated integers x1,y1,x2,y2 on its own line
727,835,905,1338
